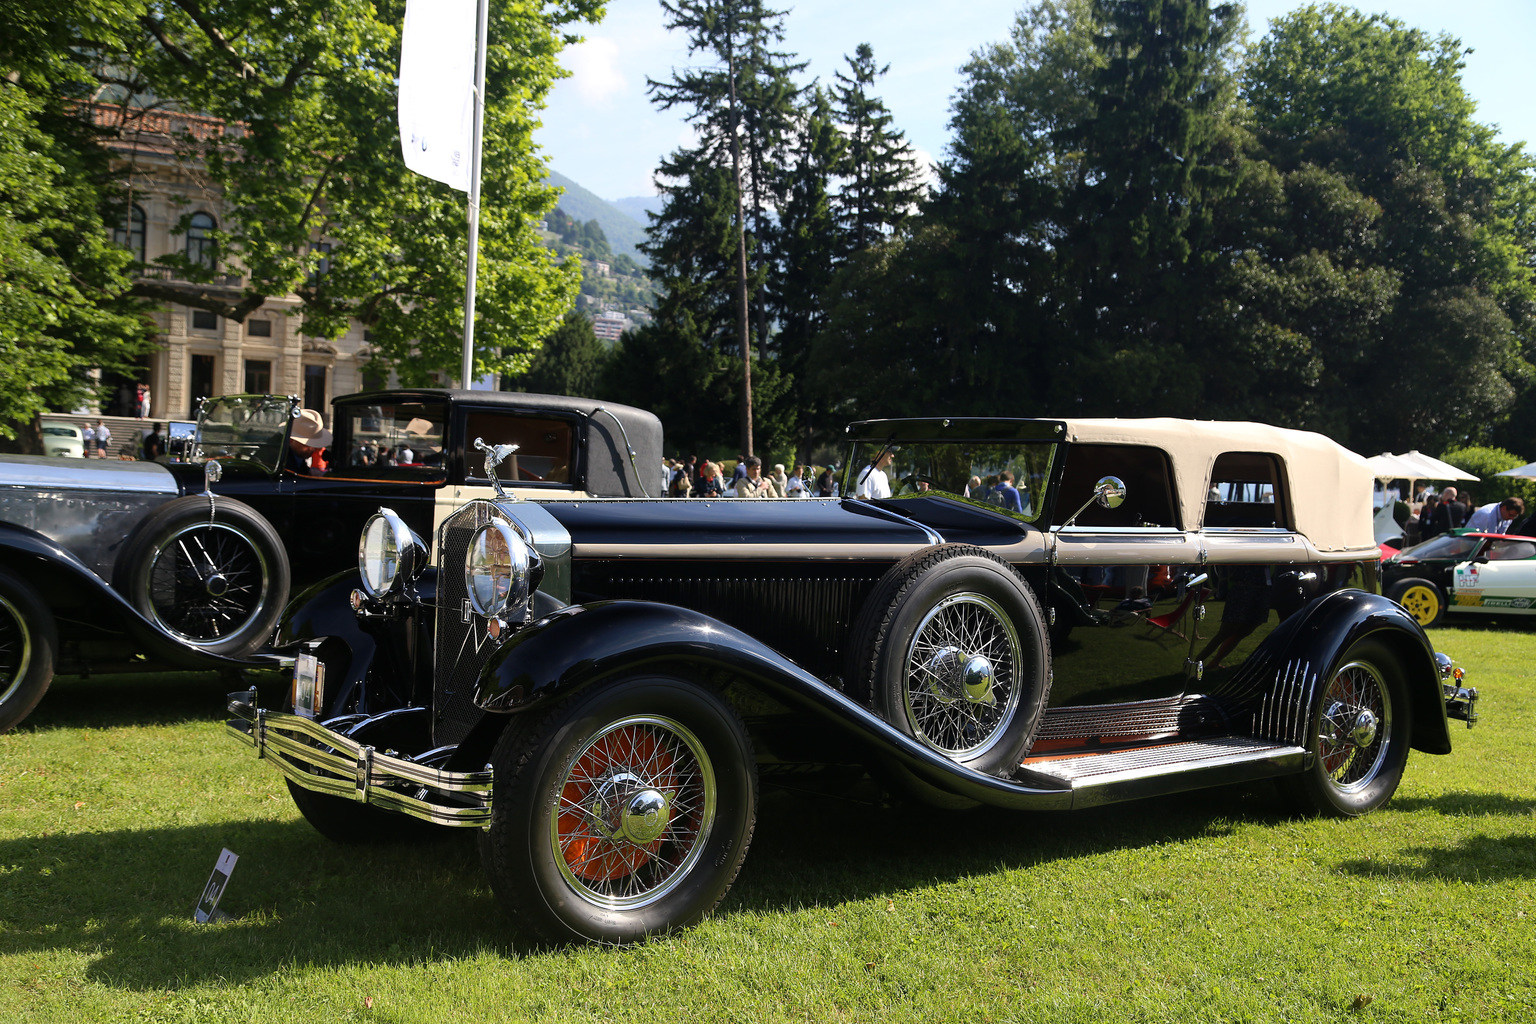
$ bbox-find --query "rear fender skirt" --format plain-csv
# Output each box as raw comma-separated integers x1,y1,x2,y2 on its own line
465,599,1074,810
0,524,261,672
1210,590,1451,756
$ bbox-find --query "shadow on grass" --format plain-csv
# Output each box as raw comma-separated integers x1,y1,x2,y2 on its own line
1338,832,1536,882
19,670,285,732
0,817,515,988
1389,792,1536,817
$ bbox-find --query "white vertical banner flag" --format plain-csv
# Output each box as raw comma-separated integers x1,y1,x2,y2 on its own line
397,0,478,192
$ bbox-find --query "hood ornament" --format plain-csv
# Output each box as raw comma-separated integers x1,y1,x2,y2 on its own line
474,437,521,500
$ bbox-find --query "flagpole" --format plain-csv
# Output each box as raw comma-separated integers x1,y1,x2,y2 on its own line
460,0,489,389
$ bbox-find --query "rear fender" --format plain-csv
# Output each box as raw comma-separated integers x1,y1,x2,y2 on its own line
458,599,1073,808
1212,590,1451,755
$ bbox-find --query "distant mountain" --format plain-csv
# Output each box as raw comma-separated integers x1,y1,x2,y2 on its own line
613,195,664,226
545,170,648,263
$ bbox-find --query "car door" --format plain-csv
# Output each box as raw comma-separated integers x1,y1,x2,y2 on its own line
1452,537,1536,614
1048,442,1203,707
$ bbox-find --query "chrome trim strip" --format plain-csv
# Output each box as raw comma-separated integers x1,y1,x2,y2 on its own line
225,702,493,828
841,497,944,546
571,542,930,560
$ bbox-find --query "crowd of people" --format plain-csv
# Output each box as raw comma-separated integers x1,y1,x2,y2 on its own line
663,455,840,499
1408,486,1528,543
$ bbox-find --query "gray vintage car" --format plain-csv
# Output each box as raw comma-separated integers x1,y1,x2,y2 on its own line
225,415,1477,945
0,390,660,731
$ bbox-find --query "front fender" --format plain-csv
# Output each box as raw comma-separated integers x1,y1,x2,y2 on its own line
469,600,1074,810
1214,589,1451,755
0,522,263,671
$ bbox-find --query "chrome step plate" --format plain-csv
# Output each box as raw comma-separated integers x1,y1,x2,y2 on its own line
1022,737,1307,808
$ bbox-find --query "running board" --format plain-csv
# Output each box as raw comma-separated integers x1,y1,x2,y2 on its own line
1016,738,1307,809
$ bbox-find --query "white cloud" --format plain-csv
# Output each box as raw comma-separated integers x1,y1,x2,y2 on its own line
563,37,627,105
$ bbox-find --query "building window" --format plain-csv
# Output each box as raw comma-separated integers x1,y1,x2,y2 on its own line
191,309,218,330
190,354,216,418
303,365,327,412
247,319,272,338
244,359,272,393
187,211,217,269
114,204,146,263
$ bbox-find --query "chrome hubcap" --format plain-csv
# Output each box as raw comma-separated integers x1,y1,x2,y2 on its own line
1318,660,1392,793
904,593,1023,758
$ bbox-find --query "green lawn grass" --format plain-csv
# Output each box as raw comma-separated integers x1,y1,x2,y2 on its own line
2,627,1532,1023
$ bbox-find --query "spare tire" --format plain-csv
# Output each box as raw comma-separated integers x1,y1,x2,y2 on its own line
115,495,290,657
847,544,1051,776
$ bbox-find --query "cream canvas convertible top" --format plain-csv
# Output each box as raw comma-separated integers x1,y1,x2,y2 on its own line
1062,418,1376,553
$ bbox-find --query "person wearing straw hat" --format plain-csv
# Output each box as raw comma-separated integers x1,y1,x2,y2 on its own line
286,408,332,475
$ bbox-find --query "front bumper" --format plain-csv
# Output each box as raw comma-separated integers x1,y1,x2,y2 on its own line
224,689,493,827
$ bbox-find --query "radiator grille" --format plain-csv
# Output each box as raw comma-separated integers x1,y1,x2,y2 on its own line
433,501,503,746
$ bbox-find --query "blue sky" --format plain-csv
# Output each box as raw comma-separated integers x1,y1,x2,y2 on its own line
535,0,1536,202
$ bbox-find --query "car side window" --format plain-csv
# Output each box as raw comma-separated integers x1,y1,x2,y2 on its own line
1205,452,1291,530
1057,443,1178,528
463,412,575,486
1486,539,1536,561
336,402,448,482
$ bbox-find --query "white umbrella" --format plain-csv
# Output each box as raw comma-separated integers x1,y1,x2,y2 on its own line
1365,453,1426,480
1496,462,1536,479
1397,450,1479,482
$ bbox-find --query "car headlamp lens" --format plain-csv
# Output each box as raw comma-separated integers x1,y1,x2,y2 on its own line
466,521,531,619
358,508,424,599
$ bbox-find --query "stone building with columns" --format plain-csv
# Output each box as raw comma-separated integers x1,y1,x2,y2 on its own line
93,104,381,423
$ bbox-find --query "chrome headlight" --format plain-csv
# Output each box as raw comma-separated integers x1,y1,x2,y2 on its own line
359,508,426,599
466,520,532,620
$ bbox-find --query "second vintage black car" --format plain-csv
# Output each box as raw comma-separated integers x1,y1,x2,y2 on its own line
225,416,1476,944
0,389,659,731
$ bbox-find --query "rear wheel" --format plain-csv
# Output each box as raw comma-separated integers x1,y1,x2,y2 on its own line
1280,637,1411,817
1386,578,1445,628
0,572,56,733
479,676,756,944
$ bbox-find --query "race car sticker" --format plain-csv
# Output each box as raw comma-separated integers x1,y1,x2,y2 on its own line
1481,596,1535,610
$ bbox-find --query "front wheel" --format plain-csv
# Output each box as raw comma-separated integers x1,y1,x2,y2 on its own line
1279,637,1412,817
479,676,756,945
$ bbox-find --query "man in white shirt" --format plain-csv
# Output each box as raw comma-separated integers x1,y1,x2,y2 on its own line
855,450,893,499
1465,497,1524,534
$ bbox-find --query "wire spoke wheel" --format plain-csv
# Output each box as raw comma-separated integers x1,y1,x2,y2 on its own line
903,593,1022,758
1317,659,1392,794
551,715,716,910
0,593,32,707
145,522,269,644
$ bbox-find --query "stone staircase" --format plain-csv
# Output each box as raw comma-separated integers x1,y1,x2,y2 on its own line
39,412,161,459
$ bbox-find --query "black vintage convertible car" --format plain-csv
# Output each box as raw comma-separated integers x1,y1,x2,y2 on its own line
0,390,659,731
225,416,1477,944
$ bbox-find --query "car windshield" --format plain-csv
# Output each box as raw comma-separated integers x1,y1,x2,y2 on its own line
1395,533,1483,561
42,425,76,438
842,439,1056,522
195,394,295,472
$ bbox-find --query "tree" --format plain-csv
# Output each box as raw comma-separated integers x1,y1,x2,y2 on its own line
1241,5,1536,453
829,43,923,253
508,310,607,399
3,0,598,397
0,2,157,442
647,0,802,455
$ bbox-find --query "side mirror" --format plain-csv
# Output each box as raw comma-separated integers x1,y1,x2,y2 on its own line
1095,476,1127,510
1060,475,1130,529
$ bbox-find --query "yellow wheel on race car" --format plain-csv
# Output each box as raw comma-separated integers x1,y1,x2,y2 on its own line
1386,578,1445,628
